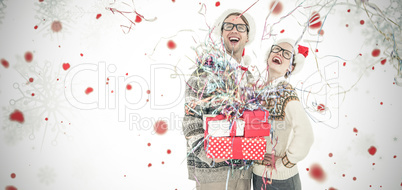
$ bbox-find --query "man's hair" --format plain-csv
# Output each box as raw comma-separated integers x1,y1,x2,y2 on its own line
220,12,250,34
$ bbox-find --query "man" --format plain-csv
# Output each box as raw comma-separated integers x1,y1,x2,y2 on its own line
182,12,255,190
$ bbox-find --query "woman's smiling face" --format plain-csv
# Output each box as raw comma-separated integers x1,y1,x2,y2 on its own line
267,42,294,79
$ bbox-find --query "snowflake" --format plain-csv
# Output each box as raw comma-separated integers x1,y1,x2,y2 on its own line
360,0,402,47
359,0,402,83
337,1,365,31
79,0,121,48
2,55,73,148
2,106,31,145
35,0,67,19
331,1,402,85
34,0,85,39
1,110,26,145
383,0,402,29
37,166,57,185
0,0,6,24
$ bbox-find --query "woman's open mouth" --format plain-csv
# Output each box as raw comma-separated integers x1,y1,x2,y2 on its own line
272,56,282,65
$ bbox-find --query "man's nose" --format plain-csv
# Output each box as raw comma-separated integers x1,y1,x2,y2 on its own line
230,26,238,32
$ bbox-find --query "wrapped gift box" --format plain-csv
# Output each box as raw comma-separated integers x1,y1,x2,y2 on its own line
204,136,266,160
203,114,244,137
202,111,270,160
241,110,271,137
203,110,271,138
207,120,245,137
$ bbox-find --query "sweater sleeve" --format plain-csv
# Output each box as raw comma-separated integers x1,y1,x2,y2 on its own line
283,100,314,164
182,72,214,166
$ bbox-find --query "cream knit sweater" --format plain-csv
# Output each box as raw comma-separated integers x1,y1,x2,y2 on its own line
253,80,314,180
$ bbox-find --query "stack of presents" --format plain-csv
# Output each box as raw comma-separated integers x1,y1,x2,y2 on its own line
203,110,271,160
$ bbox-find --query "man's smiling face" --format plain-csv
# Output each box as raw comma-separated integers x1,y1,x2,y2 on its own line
222,15,249,59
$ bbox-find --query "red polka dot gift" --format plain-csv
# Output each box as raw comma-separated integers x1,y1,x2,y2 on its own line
203,110,271,160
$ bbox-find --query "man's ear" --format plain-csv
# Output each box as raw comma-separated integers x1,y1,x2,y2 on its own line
291,65,295,72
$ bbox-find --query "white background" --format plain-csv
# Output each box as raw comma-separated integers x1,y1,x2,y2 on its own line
0,0,402,189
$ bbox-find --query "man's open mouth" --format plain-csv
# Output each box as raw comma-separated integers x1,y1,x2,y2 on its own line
230,37,239,42
229,37,239,45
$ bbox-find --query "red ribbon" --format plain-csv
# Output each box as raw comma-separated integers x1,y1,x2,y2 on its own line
232,137,243,159
229,120,237,137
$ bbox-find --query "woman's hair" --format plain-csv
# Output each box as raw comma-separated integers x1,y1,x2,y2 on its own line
285,54,296,78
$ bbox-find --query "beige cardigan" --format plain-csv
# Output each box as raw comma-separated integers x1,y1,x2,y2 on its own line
253,80,314,180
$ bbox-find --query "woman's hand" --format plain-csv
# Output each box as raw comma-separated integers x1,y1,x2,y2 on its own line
261,153,281,166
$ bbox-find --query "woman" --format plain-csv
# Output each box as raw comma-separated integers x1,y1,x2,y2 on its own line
252,38,314,190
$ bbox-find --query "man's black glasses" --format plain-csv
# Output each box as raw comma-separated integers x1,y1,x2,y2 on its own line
222,22,249,33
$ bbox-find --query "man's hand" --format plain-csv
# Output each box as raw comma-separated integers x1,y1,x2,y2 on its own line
213,158,228,163
261,153,281,166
